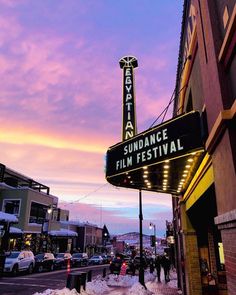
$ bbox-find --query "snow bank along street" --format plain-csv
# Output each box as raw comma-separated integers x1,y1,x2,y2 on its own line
33,270,179,295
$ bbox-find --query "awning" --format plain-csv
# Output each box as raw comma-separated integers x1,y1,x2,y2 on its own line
106,111,205,195
9,226,23,234
0,211,18,223
49,229,78,237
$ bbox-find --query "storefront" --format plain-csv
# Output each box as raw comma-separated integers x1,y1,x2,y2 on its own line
172,1,236,294
49,229,78,253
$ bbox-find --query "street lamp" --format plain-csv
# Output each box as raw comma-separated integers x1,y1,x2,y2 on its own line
103,232,107,246
149,222,157,256
40,206,53,252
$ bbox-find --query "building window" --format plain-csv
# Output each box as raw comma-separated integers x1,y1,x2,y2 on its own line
218,242,225,270
29,202,46,224
3,199,20,216
186,90,193,112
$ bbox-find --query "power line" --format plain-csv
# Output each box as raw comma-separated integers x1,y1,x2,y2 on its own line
149,54,191,128
62,183,108,205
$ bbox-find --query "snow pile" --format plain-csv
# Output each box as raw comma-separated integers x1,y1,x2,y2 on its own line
106,274,137,287
128,282,153,295
144,272,156,283
86,279,111,294
106,271,156,287
33,270,177,295
33,288,79,295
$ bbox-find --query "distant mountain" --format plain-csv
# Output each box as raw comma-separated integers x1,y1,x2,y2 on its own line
113,231,164,249
115,232,151,246
111,231,166,255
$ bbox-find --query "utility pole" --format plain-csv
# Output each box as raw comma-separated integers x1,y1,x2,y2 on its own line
139,190,145,288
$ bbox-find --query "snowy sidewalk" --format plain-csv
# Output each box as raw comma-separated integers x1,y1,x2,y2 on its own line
33,269,179,295
102,270,179,295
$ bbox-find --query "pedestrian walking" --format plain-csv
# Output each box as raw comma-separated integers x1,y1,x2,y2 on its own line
161,253,171,283
155,254,162,282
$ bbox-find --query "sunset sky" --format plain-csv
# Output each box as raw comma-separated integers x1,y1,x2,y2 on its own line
0,0,183,235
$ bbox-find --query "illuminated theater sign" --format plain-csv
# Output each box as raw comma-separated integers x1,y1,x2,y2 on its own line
119,56,138,141
106,111,205,195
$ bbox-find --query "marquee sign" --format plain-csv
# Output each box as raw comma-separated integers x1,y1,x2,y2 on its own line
119,56,138,141
105,111,205,195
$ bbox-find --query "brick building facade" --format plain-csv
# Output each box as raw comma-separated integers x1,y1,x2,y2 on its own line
172,1,236,295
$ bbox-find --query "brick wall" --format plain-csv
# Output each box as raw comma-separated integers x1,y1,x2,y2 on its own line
221,227,236,295
208,230,218,283
184,231,202,295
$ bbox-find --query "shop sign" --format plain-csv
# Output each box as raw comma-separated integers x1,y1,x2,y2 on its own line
106,111,204,178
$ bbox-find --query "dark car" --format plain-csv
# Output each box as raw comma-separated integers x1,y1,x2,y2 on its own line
54,253,72,269
109,256,124,274
34,253,55,272
125,258,136,275
106,255,113,263
71,253,88,267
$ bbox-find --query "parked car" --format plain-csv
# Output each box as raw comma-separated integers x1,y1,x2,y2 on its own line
71,253,88,267
125,258,136,275
4,251,35,275
101,254,110,264
88,255,103,265
109,256,124,274
34,253,55,272
106,255,113,263
54,253,72,269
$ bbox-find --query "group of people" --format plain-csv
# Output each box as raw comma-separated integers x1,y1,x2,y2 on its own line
154,253,171,283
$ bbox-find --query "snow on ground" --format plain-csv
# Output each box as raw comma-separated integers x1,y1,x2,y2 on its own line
33,270,178,295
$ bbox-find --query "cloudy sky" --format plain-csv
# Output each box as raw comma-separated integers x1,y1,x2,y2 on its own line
0,0,183,235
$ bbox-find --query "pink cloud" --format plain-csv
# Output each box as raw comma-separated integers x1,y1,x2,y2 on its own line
0,0,26,7
59,201,171,235
0,15,22,46
0,1,181,236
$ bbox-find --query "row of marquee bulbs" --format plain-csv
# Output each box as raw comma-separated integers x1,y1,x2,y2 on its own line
161,153,196,194
176,156,195,193
125,153,197,193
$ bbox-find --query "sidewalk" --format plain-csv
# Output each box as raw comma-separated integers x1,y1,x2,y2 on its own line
32,269,180,295
106,283,179,295
101,269,180,295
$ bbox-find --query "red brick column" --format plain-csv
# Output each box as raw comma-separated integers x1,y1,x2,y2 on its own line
183,230,202,295
215,210,236,295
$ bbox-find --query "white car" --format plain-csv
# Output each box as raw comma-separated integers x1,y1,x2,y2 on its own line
4,250,35,275
88,255,103,265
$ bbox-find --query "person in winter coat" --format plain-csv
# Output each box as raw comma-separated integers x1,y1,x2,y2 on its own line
155,254,162,282
161,253,171,283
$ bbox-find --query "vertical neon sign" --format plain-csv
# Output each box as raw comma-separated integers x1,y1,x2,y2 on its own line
119,56,138,141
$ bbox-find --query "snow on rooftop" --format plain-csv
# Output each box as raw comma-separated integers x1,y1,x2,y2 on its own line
0,225,22,233
60,220,98,227
9,226,23,233
0,182,14,189
60,220,84,226
0,211,18,223
49,229,78,237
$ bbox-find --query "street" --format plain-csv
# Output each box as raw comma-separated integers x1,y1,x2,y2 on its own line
0,265,110,295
